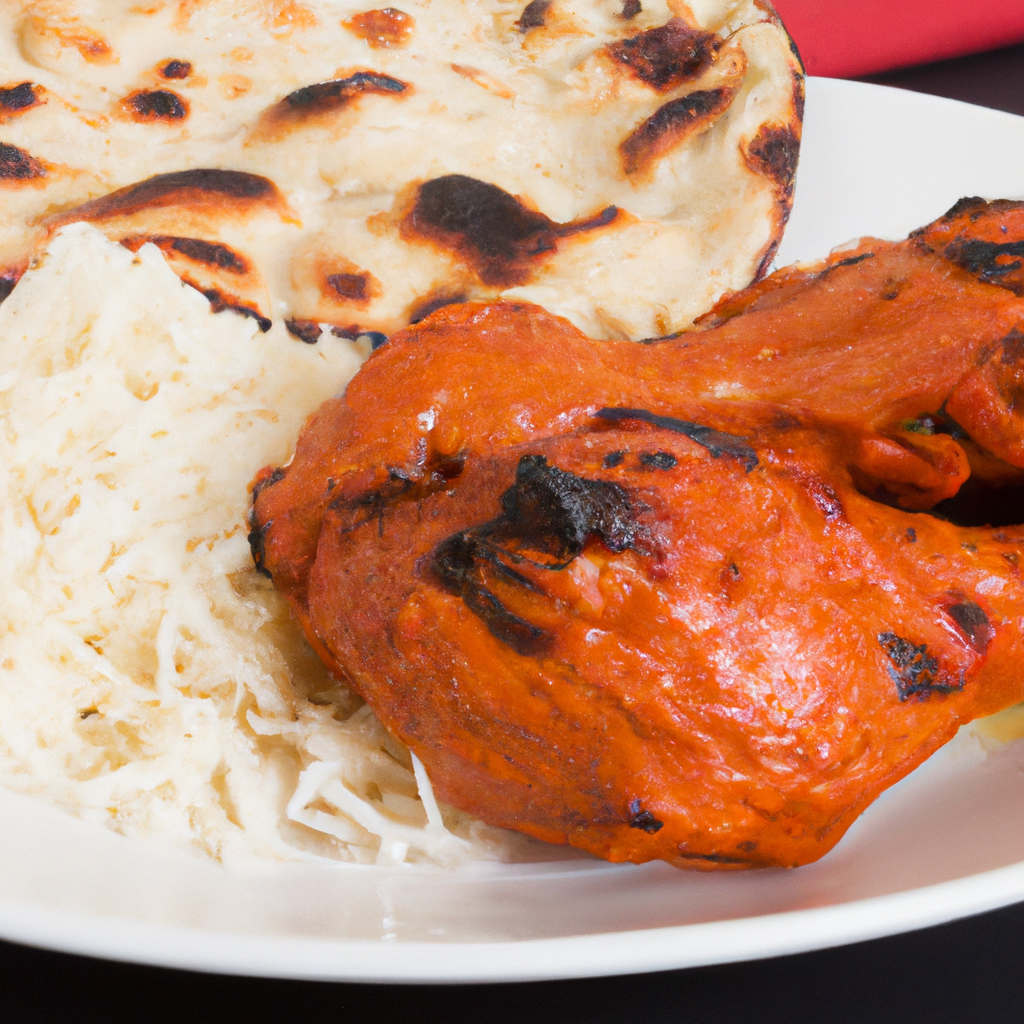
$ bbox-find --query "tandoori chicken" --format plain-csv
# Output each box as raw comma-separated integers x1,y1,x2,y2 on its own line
250,197,1024,868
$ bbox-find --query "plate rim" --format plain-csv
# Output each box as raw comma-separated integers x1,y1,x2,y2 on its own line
4,856,1024,983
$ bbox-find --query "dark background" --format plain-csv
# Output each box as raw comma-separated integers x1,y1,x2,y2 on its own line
6,43,1024,1024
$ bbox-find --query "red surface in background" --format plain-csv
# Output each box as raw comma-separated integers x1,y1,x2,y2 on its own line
770,0,1024,78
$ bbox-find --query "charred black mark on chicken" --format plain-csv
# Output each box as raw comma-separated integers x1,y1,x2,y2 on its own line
943,238,1024,294
248,517,273,577
595,407,758,471
639,451,677,470
432,455,639,655
878,632,964,701
628,798,663,832
678,850,748,865
941,196,988,222
251,467,286,504
0,271,19,303
828,252,875,272
801,476,844,522
947,601,993,654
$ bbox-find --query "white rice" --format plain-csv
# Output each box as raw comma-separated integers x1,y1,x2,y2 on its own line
0,224,520,867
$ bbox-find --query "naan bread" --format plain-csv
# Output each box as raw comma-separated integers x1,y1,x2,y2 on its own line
0,0,802,340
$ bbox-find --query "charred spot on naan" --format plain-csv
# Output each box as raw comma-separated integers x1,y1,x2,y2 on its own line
45,169,293,228
198,287,272,331
515,0,551,33
409,290,468,324
251,71,409,139
324,265,379,305
285,318,388,346
0,142,49,185
119,233,270,328
620,85,738,178
0,82,43,122
513,0,588,48
37,171,290,330
604,17,719,92
401,174,619,288
158,59,192,80
119,234,249,274
290,247,384,325
344,8,415,48
742,118,803,278
122,89,189,123
744,122,800,201
0,262,24,305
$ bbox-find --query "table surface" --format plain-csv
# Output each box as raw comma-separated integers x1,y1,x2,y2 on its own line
6,44,1024,1024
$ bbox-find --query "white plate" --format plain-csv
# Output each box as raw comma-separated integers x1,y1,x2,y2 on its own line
5,77,1024,984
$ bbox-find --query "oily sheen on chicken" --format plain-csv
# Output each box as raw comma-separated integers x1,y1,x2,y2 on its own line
251,198,1024,869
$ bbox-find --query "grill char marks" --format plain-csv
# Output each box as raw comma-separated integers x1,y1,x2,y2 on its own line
254,204,1024,872
285,72,408,111
259,72,409,135
124,89,188,122
0,82,42,120
159,60,192,79
919,197,1024,296
122,235,249,274
628,799,663,832
621,87,736,177
46,169,286,226
345,8,416,47
744,122,801,200
201,289,272,332
606,18,718,91
432,454,638,655
947,600,994,654
0,272,19,303
878,632,964,701
409,291,467,323
117,231,267,329
326,271,372,302
0,142,46,182
595,407,758,471
944,238,1024,295
285,319,323,344
516,0,552,32
404,174,618,287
